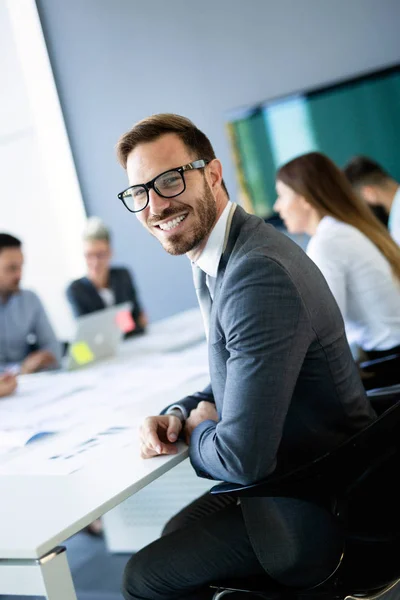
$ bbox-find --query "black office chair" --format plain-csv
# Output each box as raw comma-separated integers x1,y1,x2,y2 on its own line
210,386,400,600
359,353,400,390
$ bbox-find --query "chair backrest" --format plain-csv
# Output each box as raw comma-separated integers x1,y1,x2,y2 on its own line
273,397,400,504
367,383,400,414
335,403,400,593
210,387,400,597
360,353,400,390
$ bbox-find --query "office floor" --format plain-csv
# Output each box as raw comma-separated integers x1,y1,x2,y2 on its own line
0,530,128,600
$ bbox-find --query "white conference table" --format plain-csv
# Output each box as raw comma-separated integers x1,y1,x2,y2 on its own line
0,308,209,599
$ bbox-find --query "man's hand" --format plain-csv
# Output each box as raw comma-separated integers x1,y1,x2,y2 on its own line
184,401,219,444
138,312,148,329
0,373,17,398
20,350,56,375
139,415,183,459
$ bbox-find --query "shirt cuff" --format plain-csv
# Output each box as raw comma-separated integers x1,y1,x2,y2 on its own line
166,405,188,421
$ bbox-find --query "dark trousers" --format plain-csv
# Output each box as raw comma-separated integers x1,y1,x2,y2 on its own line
122,492,268,600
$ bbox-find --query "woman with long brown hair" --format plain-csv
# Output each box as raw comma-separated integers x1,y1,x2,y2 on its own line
274,151,400,361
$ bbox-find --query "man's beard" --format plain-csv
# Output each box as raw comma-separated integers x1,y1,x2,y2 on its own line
149,181,217,256
0,281,20,298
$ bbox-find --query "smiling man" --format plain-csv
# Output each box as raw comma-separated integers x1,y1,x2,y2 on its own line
116,114,375,600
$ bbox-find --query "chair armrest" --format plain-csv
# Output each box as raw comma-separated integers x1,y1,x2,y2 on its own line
367,384,400,415
359,353,400,373
210,459,329,500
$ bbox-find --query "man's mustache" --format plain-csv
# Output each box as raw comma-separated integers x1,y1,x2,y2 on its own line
147,207,187,227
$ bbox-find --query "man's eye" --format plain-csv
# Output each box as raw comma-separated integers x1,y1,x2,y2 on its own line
159,174,181,188
133,188,146,198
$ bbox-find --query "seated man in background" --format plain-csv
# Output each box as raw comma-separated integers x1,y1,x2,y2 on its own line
0,234,61,374
0,373,17,397
66,217,147,336
344,156,400,245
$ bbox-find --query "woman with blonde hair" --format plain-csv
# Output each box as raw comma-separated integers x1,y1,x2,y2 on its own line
274,151,400,367
67,217,147,336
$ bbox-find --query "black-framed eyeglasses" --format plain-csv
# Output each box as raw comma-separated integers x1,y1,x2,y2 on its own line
117,159,209,213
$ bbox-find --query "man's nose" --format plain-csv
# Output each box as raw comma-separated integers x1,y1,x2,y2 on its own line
148,188,172,215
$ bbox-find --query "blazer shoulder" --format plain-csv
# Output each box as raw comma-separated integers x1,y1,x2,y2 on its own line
66,277,87,294
110,266,131,279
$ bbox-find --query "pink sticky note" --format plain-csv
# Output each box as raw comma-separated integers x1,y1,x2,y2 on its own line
115,309,136,333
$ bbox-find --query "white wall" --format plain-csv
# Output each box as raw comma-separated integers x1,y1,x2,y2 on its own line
0,0,87,340
35,0,400,322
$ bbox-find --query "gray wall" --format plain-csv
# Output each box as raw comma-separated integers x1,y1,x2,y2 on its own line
36,0,400,321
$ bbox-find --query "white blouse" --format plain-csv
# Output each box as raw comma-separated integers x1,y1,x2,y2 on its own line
307,216,400,352
389,186,400,246
98,287,115,308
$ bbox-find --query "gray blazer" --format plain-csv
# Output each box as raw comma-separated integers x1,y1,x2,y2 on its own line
169,206,375,586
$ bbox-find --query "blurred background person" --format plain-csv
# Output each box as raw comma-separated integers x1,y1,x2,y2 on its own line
67,218,148,537
0,233,62,374
343,156,400,245
274,152,400,369
0,372,17,398
66,217,147,336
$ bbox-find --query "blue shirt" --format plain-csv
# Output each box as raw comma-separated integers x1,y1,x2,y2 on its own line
0,289,62,371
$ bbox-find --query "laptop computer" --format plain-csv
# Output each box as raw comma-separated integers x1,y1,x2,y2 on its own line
65,302,132,371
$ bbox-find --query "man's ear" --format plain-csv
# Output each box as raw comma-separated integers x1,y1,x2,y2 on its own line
207,159,223,193
359,184,378,205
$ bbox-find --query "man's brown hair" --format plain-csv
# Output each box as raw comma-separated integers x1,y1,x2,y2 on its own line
116,113,229,196
343,156,391,188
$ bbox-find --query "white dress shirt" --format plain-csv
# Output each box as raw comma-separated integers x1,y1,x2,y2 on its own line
194,201,235,299
388,186,400,246
307,216,400,352
168,202,235,420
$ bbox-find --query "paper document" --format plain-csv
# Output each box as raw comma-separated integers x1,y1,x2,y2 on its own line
0,418,143,476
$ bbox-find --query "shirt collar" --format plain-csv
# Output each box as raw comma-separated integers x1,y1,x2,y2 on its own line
192,201,233,278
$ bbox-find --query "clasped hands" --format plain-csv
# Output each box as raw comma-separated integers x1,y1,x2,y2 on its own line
139,401,218,459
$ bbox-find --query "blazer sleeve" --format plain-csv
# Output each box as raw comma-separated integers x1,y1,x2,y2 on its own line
189,256,314,485
66,281,87,317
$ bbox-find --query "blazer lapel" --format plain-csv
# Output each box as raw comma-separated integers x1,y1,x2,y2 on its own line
82,277,106,311
214,204,250,297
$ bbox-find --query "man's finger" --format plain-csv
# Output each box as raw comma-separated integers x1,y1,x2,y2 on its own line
167,416,181,442
140,441,178,458
143,418,163,453
140,442,158,459
161,443,178,455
